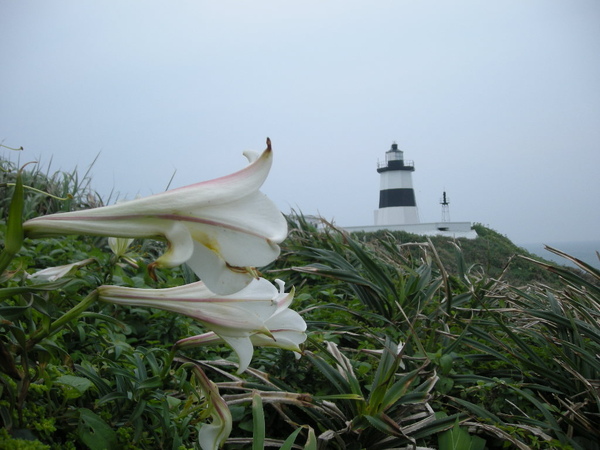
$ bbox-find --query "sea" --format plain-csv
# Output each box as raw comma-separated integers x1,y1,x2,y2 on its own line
517,240,600,270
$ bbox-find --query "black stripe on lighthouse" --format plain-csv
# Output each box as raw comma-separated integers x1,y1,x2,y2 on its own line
379,188,417,208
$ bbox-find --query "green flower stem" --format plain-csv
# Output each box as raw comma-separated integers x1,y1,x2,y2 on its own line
27,290,98,348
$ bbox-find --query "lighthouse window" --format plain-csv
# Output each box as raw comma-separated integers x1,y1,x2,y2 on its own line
387,152,402,162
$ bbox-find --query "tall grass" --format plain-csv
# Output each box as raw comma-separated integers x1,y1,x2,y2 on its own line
258,214,600,449
0,153,106,220
1,161,599,449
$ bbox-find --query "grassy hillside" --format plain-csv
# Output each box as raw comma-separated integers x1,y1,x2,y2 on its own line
347,222,566,286
1,159,599,449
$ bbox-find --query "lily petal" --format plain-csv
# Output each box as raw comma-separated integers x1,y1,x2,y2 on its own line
218,335,255,373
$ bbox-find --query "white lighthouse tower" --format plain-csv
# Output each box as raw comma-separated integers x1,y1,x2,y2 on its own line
374,143,420,226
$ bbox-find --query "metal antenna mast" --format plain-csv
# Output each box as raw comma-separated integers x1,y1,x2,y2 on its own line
440,191,450,222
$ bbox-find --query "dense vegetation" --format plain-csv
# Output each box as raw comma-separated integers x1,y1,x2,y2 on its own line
349,224,563,286
1,156,599,449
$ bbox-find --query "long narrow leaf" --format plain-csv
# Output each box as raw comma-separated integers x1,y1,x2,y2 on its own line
279,428,303,450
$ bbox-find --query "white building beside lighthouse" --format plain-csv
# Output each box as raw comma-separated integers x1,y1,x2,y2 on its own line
344,142,477,239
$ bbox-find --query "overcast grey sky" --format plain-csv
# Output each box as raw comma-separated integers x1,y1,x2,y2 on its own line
1,0,599,245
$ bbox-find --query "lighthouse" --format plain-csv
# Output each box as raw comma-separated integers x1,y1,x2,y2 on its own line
374,143,420,226
342,142,476,238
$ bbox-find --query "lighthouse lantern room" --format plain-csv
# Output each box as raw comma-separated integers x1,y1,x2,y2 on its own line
374,143,420,226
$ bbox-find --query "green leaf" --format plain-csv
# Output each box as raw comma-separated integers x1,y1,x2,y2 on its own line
448,397,504,424
0,301,33,320
137,375,162,390
0,282,75,300
305,352,352,396
129,399,148,424
438,353,454,375
364,413,402,436
75,364,113,397
438,418,486,450
77,408,117,450
0,169,24,274
55,375,93,399
410,413,468,440
315,394,364,401
304,426,317,450
280,427,303,450
379,368,421,411
436,376,454,395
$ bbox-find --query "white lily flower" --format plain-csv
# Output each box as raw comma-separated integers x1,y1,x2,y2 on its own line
97,278,306,373
177,280,307,359
23,139,287,294
27,258,95,282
